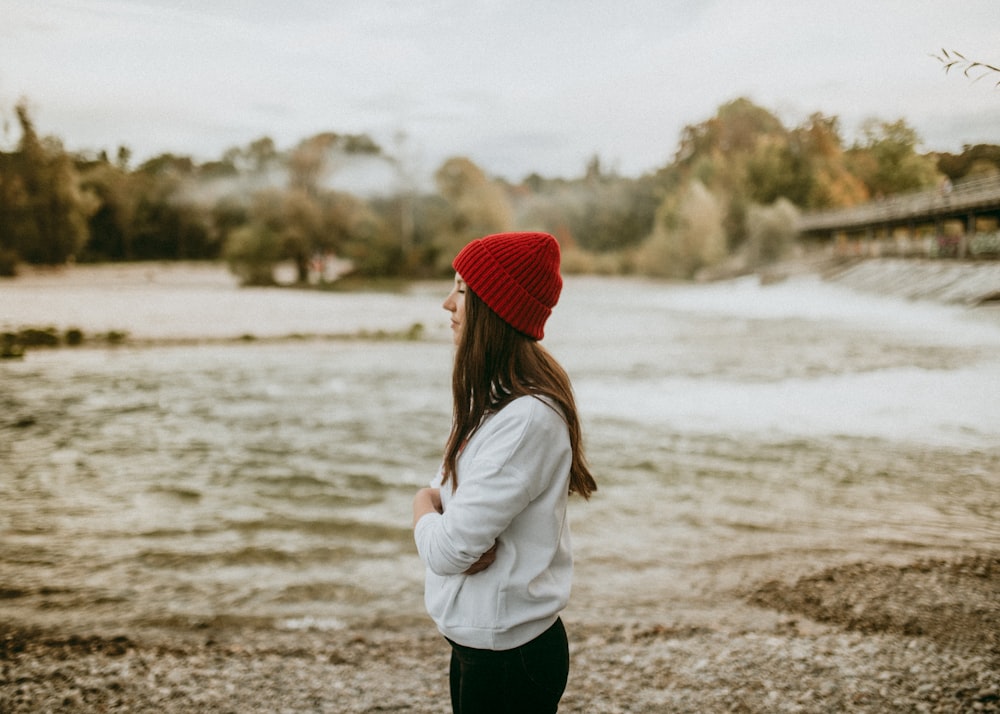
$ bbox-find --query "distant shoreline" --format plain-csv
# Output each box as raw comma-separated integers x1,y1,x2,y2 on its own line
3,257,1000,359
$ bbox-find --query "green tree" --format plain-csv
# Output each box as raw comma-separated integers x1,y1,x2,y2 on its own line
130,154,214,259
79,159,140,260
224,222,282,286
2,102,92,265
744,134,809,205
935,144,1000,180
0,151,30,274
323,191,396,277
209,194,249,259
847,119,941,197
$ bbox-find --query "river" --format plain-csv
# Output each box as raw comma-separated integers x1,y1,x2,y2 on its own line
2,263,999,635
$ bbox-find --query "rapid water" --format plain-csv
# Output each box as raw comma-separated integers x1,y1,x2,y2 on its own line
2,267,999,633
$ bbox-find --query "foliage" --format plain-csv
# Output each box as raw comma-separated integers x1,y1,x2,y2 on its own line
745,198,799,267
669,99,867,259
935,144,1000,180
78,160,138,260
846,119,940,197
0,102,92,267
509,174,657,258
636,180,727,279
795,114,869,207
323,191,397,277
224,222,281,286
969,231,1000,257
0,95,992,283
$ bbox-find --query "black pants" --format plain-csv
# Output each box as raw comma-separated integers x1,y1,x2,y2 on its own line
447,618,569,714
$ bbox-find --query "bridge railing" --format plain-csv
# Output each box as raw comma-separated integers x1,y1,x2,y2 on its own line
797,174,1000,232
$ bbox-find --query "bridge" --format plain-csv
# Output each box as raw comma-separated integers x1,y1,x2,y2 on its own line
797,174,1000,258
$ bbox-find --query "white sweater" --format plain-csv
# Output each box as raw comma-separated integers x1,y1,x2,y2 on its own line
414,395,573,650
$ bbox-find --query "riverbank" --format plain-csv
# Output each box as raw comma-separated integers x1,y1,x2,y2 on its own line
3,553,997,713
2,259,998,713
0,262,441,357
817,256,1000,305
4,256,1000,357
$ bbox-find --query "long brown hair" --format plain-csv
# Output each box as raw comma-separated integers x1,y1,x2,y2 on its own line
442,287,596,499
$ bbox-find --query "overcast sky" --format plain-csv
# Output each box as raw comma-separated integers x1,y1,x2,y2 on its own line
2,0,998,185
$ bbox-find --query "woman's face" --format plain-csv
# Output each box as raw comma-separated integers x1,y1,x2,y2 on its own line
442,273,467,345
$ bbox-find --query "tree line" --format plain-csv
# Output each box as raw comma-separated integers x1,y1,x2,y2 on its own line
2,97,998,282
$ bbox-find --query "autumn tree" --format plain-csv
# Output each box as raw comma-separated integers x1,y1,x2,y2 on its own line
671,98,790,250
792,113,868,208
743,113,868,209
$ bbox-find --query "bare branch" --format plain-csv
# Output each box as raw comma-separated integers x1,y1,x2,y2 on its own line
932,49,1000,88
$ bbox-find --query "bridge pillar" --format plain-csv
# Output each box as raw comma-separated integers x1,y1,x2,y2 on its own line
959,213,976,259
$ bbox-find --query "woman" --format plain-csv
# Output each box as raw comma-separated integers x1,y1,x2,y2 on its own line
413,231,596,713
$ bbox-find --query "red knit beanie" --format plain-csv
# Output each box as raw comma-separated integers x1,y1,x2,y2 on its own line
452,232,562,340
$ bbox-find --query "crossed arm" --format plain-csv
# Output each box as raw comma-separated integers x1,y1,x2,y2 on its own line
413,487,497,575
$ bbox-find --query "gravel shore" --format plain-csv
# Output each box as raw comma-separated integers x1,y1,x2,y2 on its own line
3,552,996,713
3,260,998,711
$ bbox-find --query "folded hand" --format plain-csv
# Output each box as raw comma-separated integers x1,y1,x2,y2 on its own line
463,542,497,575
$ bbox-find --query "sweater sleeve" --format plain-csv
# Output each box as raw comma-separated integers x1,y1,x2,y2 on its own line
414,397,567,576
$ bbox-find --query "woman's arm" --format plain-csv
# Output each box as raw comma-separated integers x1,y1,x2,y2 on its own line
415,398,568,576
412,487,442,527
413,487,497,574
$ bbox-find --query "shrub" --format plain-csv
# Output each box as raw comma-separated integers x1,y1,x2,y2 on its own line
970,231,1000,257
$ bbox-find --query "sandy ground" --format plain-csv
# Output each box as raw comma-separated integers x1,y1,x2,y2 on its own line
2,553,997,713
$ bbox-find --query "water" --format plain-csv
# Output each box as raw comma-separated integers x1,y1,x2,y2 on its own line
2,267,999,634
